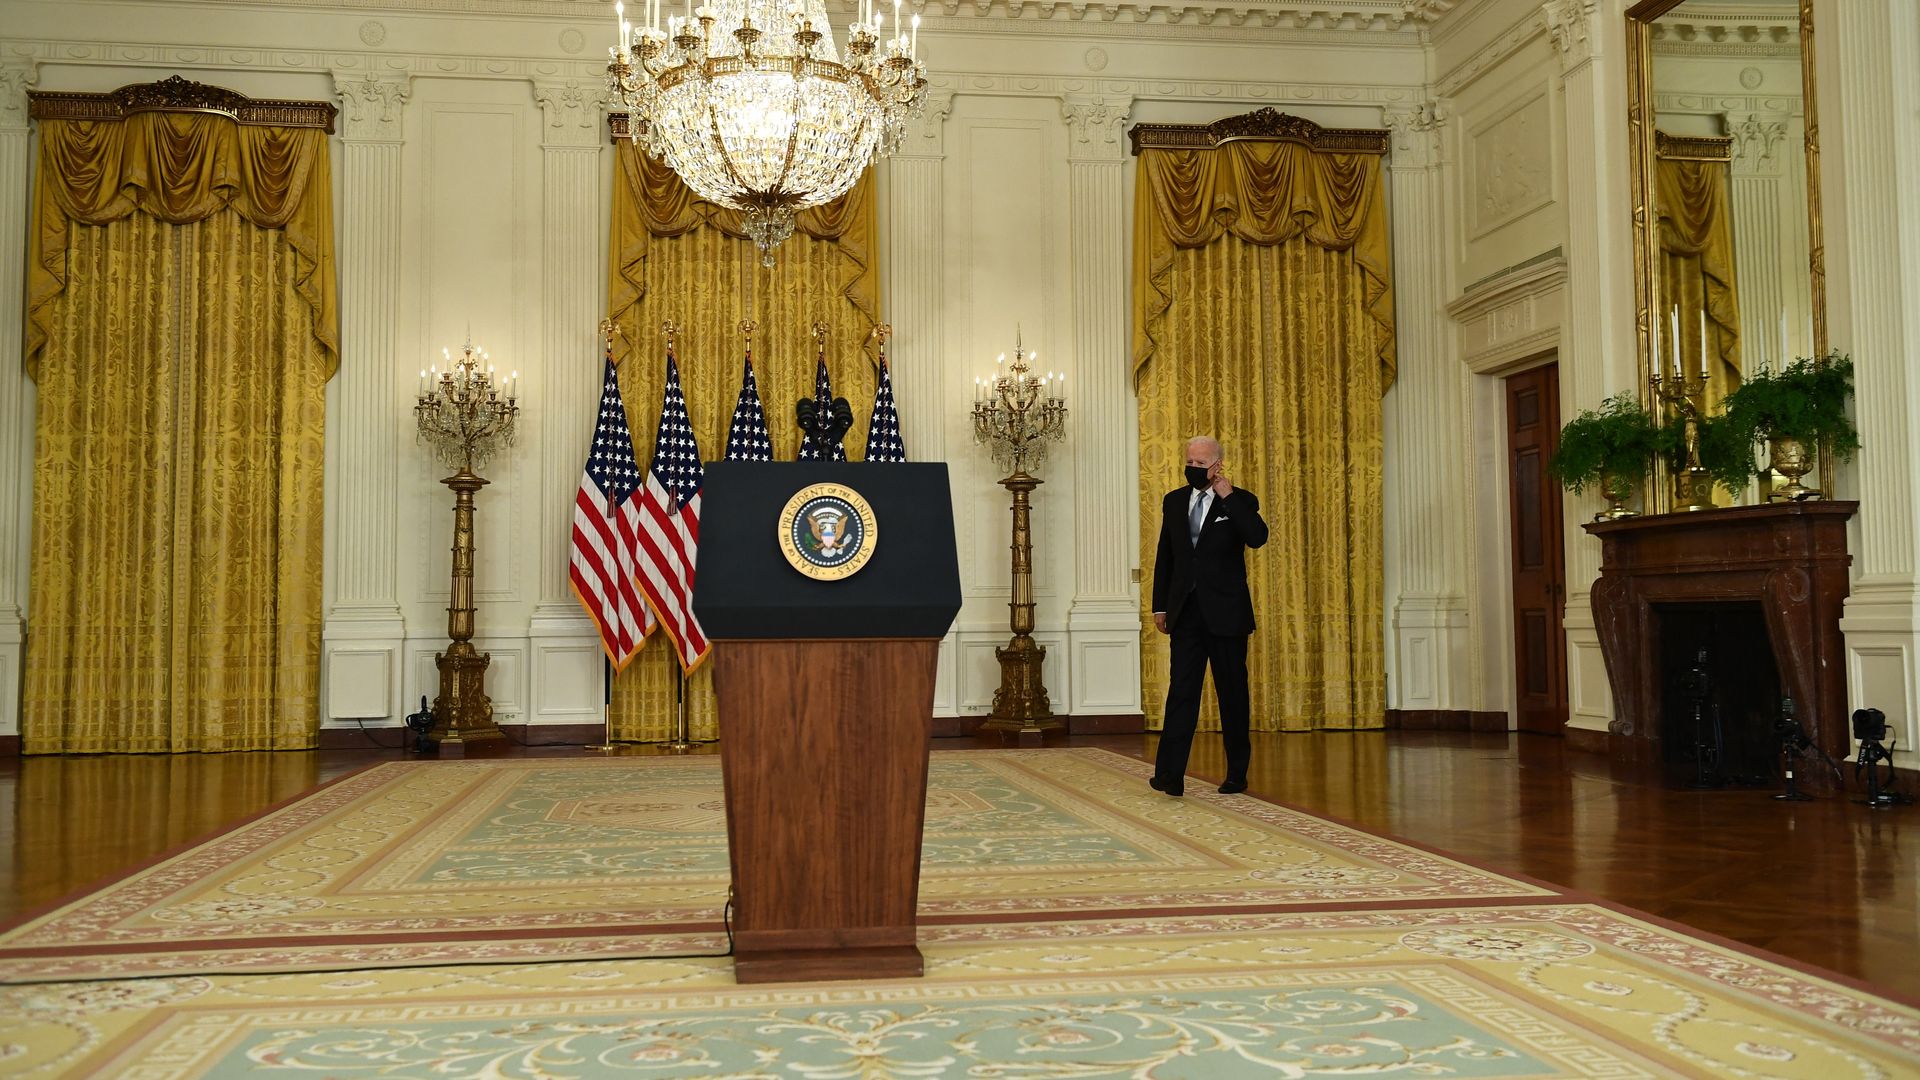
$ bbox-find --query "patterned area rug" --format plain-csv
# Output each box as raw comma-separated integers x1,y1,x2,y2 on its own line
0,749,1549,979
3,905,1914,1079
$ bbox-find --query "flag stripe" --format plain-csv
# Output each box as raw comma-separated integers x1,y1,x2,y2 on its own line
569,353,652,668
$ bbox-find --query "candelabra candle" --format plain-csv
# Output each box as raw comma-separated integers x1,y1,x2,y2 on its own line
972,335,1068,477
415,339,521,474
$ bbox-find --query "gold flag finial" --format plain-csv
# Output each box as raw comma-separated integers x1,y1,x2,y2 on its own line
661,319,680,358
812,321,829,361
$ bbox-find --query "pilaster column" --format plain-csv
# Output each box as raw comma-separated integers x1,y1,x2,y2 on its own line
526,80,612,727
1057,94,1140,717
1727,114,1809,363
884,89,953,463
883,90,957,715
322,71,411,723
0,62,37,742
1833,0,1920,757
1383,102,1471,713
1545,0,1636,731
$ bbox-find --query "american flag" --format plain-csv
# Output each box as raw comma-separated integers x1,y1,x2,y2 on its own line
723,351,774,461
796,356,846,462
569,352,653,668
863,357,906,462
635,351,710,672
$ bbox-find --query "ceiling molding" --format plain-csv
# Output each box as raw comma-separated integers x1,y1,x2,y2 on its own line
0,40,1424,113
1432,8,1549,99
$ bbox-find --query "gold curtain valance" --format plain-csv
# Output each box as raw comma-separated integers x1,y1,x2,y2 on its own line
25,111,338,379
608,145,878,368
1132,140,1396,389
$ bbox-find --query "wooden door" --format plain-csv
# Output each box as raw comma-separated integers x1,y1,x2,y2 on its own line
1507,364,1568,733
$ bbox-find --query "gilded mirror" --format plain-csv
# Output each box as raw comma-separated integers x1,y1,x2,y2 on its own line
1626,0,1827,507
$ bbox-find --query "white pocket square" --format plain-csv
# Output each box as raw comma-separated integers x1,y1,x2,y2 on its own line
1212,515,1229,523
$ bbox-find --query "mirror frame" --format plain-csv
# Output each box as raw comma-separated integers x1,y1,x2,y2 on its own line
1625,0,1830,504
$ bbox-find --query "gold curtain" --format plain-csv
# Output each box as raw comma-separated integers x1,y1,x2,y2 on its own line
23,112,333,753
605,145,879,742
1656,154,1741,406
1133,142,1393,733
26,114,338,377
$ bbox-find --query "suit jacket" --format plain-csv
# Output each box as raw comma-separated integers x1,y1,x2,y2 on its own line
1152,486,1270,637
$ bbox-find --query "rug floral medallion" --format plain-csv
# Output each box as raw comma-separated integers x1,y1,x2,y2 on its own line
2,905,1914,1079
0,750,1549,979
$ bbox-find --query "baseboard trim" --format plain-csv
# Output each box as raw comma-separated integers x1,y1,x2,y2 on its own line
1563,726,1611,755
0,735,19,757
317,723,610,751
1385,709,1505,732
931,716,986,739
1068,713,1147,734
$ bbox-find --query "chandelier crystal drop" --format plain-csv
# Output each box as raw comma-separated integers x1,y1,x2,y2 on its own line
608,0,929,265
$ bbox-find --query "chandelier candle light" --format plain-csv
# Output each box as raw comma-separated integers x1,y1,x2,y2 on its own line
606,0,929,265
415,340,521,755
971,334,1068,742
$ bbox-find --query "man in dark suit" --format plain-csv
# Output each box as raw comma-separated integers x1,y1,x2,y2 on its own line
1150,436,1269,796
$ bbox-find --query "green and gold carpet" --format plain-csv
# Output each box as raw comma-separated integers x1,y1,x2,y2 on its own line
3,905,1915,1078
0,750,1548,980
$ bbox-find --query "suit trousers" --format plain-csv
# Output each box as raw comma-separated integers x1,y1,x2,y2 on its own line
1155,601,1252,785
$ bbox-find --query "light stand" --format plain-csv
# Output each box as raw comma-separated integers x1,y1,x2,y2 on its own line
1773,696,1816,800
1853,708,1911,810
1681,649,1728,788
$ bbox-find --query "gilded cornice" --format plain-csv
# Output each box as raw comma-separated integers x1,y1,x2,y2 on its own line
1654,130,1733,162
27,75,337,130
1128,107,1390,155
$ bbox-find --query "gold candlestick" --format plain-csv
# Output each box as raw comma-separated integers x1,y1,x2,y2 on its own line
415,339,521,755
971,332,1068,743
1650,370,1712,513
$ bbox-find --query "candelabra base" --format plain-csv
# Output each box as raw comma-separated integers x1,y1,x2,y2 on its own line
982,634,1061,745
430,640,504,754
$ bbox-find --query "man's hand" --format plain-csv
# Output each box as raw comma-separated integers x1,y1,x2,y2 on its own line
1209,462,1233,499
1153,612,1168,634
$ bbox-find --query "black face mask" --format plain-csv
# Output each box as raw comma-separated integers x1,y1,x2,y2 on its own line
1185,465,1210,490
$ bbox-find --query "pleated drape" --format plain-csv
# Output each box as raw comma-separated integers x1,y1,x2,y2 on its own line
25,210,330,753
605,145,880,742
1133,141,1392,733
1656,155,1742,406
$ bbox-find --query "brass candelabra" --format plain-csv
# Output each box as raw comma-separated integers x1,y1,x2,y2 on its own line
971,334,1067,742
1650,369,1713,513
415,340,520,755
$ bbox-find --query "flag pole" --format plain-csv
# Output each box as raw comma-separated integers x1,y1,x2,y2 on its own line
586,316,625,754
667,664,693,753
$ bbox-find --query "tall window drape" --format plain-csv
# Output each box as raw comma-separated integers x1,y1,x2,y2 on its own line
1132,140,1395,733
22,113,337,754
1656,152,1742,407
604,145,879,742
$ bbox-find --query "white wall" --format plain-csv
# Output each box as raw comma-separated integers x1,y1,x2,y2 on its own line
0,0,1433,736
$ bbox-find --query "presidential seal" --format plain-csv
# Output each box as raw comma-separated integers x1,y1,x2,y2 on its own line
778,483,878,580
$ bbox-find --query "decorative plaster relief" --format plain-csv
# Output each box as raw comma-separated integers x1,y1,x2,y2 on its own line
558,29,586,55
333,71,410,142
1731,114,1789,171
532,80,604,144
1470,92,1551,238
358,20,388,47
1382,100,1445,167
0,64,36,133
1082,47,1108,71
1542,0,1597,71
1060,95,1132,159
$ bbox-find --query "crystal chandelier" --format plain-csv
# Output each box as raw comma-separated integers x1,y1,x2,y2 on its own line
607,0,929,265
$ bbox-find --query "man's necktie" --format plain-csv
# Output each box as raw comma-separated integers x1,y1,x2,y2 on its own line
1189,492,1206,547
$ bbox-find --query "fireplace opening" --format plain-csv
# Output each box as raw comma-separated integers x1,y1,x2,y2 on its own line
1654,602,1784,786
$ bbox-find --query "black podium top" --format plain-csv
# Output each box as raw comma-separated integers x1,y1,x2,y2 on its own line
692,462,962,640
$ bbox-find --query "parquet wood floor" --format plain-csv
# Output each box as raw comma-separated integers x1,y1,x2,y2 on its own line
3,730,1912,998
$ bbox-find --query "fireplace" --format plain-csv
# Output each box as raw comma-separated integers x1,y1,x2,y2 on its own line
1584,502,1854,790
1654,602,1783,784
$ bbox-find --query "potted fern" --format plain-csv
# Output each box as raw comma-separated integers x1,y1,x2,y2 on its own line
1721,354,1860,501
1548,393,1664,520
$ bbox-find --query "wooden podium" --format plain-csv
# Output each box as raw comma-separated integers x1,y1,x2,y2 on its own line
694,463,961,984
